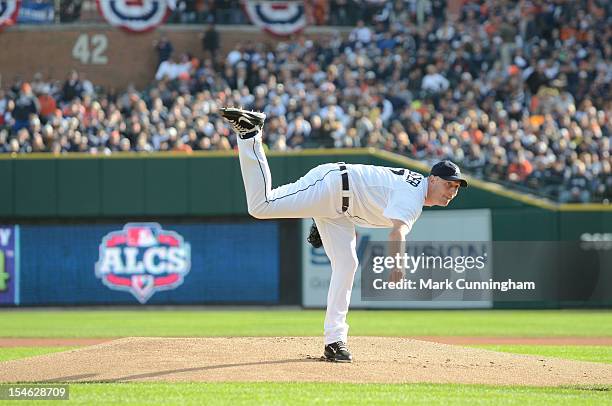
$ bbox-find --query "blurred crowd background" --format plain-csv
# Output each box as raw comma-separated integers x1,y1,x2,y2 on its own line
55,0,443,26
0,0,610,203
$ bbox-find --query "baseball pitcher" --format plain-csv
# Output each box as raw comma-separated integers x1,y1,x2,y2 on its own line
221,107,467,362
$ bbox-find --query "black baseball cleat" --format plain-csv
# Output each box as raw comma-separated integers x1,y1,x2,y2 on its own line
219,107,266,139
323,341,353,363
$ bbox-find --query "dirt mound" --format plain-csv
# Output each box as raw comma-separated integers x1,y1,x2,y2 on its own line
1,337,611,386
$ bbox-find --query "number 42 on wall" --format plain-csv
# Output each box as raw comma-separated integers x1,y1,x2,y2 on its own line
72,34,108,65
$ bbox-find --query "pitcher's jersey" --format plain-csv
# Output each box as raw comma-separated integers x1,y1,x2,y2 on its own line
345,164,428,231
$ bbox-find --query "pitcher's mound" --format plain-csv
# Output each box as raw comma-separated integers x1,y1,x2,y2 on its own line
1,337,611,386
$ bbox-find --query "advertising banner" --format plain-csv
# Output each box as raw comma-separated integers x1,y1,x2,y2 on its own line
18,222,279,305
0,0,20,30
18,0,53,24
0,226,18,305
95,223,192,304
302,209,493,309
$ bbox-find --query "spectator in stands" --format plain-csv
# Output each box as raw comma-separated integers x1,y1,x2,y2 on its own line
59,0,82,23
79,72,95,97
507,151,533,183
286,114,312,148
155,54,193,81
306,0,329,25
12,83,40,132
31,72,47,95
37,85,57,123
329,0,350,26
61,70,83,103
349,20,373,45
594,159,612,202
201,24,220,60
421,65,450,95
0,89,11,128
560,160,593,203
153,36,174,67
175,0,198,23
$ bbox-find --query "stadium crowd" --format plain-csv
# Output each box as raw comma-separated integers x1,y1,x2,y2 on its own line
56,0,426,27
0,0,610,203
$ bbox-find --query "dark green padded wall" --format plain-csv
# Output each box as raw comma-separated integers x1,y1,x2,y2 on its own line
57,159,101,216
1,153,610,245
101,159,146,216
0,160,14,216
559,211,612,241
14,159,57,216
492,209,559,241
189,156,241,215
144,158,189,215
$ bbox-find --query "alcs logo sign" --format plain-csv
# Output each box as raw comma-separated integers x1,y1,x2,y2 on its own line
95,223,191,303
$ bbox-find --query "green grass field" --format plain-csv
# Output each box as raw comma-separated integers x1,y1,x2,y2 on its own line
1,382,610,406
473,345,612,364
0,347,76,362
0,309,611,338
0,310,611,405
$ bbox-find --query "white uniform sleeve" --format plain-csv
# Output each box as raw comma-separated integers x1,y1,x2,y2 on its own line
383,189,420,232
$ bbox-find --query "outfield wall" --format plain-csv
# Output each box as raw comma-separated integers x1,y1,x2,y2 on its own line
0,150,568,217
1,150,610,241
0,222,281,306
0,150,610,307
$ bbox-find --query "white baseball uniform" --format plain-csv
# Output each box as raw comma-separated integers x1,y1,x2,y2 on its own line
237,134,428,344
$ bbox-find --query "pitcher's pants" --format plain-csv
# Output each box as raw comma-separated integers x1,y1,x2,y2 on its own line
238,135,358,344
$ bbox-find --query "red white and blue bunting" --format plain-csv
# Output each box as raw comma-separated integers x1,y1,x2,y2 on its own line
96,0,172,33
0,0,20,30
242,1,306,37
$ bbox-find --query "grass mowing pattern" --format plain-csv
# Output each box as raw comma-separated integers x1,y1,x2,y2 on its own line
0,347,77,362
0,310,611,338
0,382,609,406
472,345,612,364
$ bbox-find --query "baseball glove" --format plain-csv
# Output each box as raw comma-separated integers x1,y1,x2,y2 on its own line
307,221,323,248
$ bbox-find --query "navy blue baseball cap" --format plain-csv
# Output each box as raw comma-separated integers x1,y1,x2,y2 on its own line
430,160,468,187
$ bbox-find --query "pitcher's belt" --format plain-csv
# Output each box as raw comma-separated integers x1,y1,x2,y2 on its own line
338,163,349,212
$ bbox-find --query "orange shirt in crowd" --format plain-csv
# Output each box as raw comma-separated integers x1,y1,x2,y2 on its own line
38,94,57,117
173,144,193,154
508,160,533,181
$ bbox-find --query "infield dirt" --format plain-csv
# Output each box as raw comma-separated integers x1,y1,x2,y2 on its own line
1,337,611,386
